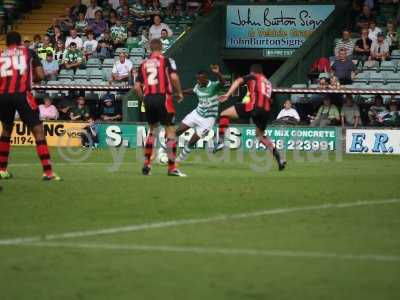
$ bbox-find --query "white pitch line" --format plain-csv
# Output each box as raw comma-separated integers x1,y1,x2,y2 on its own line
8,162,137,167
17,241,400,263
0,199,399,246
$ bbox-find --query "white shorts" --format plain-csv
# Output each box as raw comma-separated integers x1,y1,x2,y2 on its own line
182,110,216,138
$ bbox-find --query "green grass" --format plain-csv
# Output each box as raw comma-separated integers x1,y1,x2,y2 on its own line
0,147,399,300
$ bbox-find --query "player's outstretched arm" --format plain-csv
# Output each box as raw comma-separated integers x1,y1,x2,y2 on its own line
219,77,244,102
182,88,194,96
170,73,184,103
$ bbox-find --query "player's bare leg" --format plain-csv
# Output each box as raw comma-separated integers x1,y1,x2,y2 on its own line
214,106,239,153
0,122,13,179
31,124,61,181
142,123,158,176
255,127,286,171
165,125,186,177
177,130,200,163
175,123,191,137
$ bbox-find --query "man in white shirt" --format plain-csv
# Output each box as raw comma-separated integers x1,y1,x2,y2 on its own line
370,32,390,62
65,28,83,49
275,99,300,125
111,51,133,82
85,0,101,20
149,15,173,40
108,0,120,10
368,20,382,41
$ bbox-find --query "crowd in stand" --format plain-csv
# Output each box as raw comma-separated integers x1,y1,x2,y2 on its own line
18,0,211,123
290,1,400,128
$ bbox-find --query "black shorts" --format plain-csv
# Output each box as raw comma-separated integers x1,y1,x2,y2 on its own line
144,94,175,126
0,92,41,128
234,103,271,131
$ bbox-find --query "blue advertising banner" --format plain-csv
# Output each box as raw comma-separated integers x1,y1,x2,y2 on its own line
226,5,335,49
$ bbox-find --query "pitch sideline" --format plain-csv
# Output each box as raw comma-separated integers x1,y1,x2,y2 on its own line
0,199,399,246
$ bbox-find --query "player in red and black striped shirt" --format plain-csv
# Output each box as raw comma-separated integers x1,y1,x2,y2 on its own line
0,31,60,182
215,64,286,171
135,39,186,177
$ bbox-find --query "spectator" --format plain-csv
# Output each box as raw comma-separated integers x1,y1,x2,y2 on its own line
139,27,149,48
51,25,65,44
332,48,356,85
356,5,374,30
111,51,133,83
329,75,341,89
385,21,398,52
341,95,361,127
378,101,400,127
275,99,300,125
32,34,42,50
97,28,113,46
65,28,83,49
118,4,131,23
108,11,118,28
370,32,390,62
39,98,59,120
58,103,71,120
70,96,91,121
160,0,175,13
54,39,66,64
160,28,170,51
54,7,74,30
75,12,89,35
126,21,137,35
37,35,55,60
97,39,112,60
63,42,84,70
82,120,99,148
85,0,101,20
71,0,87,20
149,15,172,40
83,30,98,59
111,19,128,48
23,36,31,49
109,0,120,10
334,29,355,58
368,95,387,125
354,28,372,63
311,97,340,127
42,52,59,81
368,20,382,41
89,10,108,37
100,95,122,121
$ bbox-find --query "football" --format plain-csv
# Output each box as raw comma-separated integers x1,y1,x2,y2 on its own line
157,148,169,164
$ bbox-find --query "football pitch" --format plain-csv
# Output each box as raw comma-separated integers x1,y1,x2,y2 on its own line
0,147,399,300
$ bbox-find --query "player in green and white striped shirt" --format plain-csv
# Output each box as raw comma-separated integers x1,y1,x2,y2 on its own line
175,65,225,163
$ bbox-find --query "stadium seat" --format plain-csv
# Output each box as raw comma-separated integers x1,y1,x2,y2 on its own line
74,79,89,85
379,61,397,73
89,69,105,80
115,48,129,56
130,47,145,57
57,69,74,80
46,80,62,97
384,71,400,83
130,56,143,67
290,84,307,103
369,72,385,83
391,50,400,59
102,68,113,81
102,58,115,68
86,58,101,69
353,71,373,83
74,69,89,80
